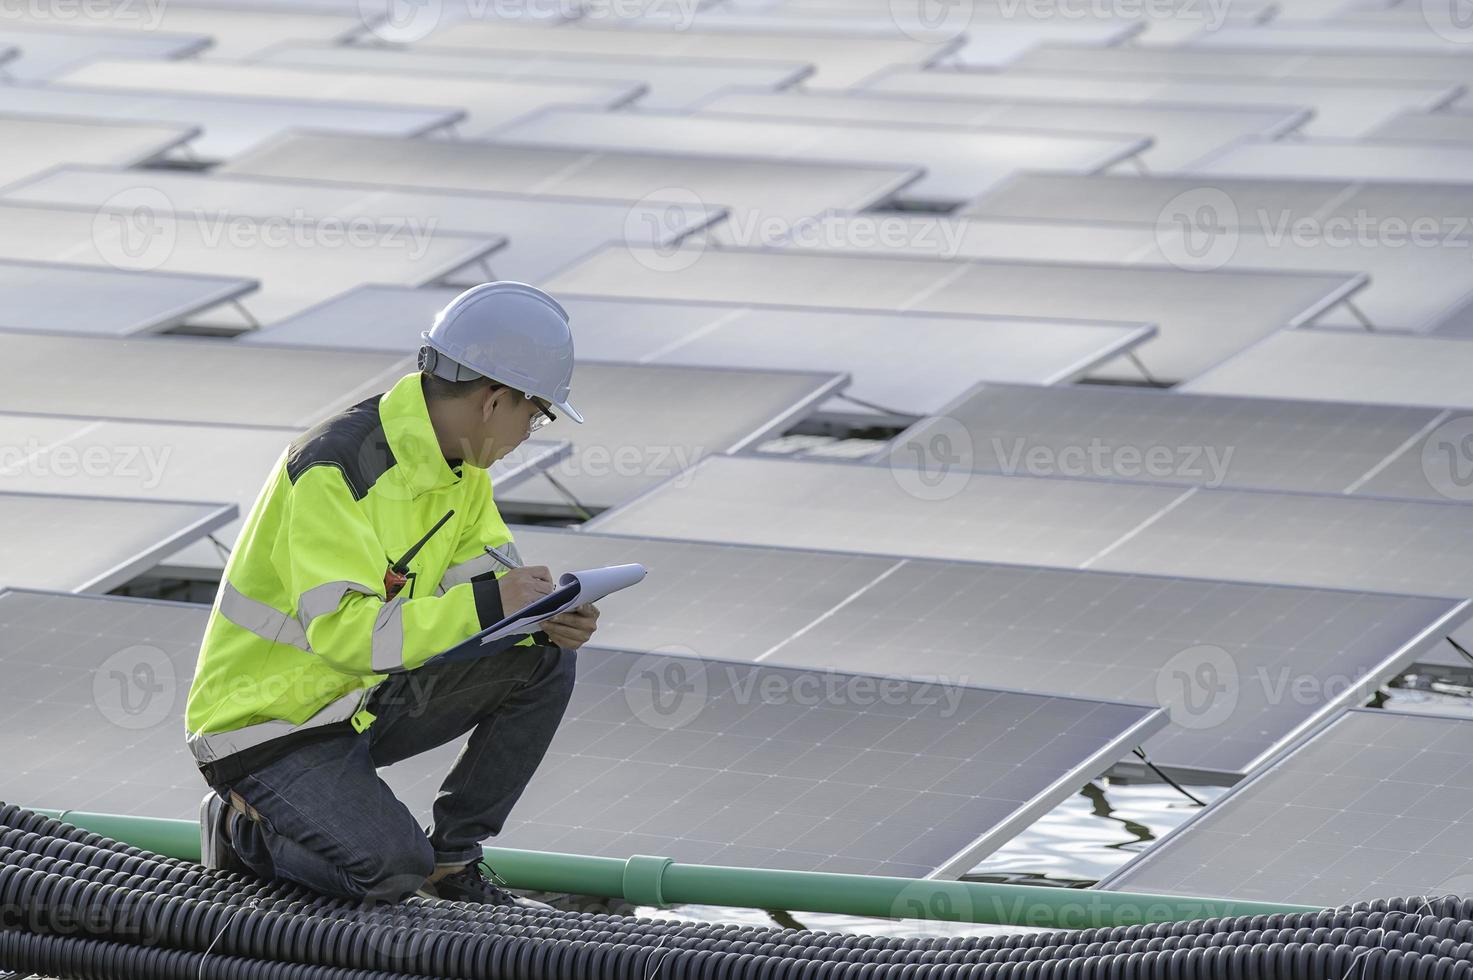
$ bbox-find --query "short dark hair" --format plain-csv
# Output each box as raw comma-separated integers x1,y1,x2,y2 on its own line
421,372,500,402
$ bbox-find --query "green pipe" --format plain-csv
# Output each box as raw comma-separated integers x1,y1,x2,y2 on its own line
33,807,1319,928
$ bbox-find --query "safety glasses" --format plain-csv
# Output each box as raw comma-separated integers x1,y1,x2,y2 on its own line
528,396,557,433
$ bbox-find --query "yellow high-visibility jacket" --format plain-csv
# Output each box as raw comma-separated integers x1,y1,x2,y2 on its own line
185,372,524,783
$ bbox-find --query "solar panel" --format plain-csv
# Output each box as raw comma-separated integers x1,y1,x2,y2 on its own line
591,455,1473,606
494,107,1148,204
1181,331,1473,411
1009,41,1473,84
691,88,1308,170
0,494,234,594
0,3,369,59
626,8,1138,66
0,588,1164,877
0,24,209,79
0,411,567,572
56,59,645,138
219,132,920,237
1190,139,1473,184
787,210,1457,332
426,18,959,87
1101,709,1473,905
255,41,814,110
543,245,1365,384
381,645,1163,876
1186,22,1473,51
0,201,499,324
0,590,213,818
2,166,722,286
0,332,411,427
245,286,1153,417
0,114,194,188
1367,110,1473,144
588,454,1189,565
507,526,1466,780
891,382,1450,499
496,362,846,513
862,69,1461,138
0,261,255,337
967,173,1473,243
0,82,456,160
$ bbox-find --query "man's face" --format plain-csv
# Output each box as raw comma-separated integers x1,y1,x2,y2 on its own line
471,385,546,466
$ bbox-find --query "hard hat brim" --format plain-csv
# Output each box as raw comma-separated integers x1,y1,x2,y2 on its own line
553,399,584,424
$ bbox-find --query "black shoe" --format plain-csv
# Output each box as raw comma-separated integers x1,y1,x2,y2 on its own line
417,860,553,910
199,792,251,875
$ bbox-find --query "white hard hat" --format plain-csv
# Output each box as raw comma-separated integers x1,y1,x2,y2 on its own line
418,281,583,423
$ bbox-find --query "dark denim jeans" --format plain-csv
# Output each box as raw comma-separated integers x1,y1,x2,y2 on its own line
219,643,576,903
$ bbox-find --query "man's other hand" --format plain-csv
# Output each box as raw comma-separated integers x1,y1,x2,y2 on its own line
542,603,599,650
498,565,555,611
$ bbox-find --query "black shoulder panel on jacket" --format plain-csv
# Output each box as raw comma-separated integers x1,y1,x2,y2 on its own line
286,395,395,500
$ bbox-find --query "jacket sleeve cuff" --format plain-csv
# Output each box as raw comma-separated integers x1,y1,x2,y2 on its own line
471,576,505,630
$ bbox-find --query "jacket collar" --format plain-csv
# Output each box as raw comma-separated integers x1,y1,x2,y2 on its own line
380,373,462,498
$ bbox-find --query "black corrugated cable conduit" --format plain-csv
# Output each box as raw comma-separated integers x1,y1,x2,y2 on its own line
5,803,1473,980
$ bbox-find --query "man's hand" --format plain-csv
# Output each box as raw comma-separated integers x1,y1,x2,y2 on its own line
498,565,555,611
541,603,599,651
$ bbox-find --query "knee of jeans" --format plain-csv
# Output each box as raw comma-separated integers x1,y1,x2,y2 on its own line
350,834,434,903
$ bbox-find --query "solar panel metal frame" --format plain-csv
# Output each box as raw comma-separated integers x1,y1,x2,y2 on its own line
0,111,202,178
887,380,1457,500
544,243,1369,383
0,198,505,325
427,17,967,88
55,57,648,137
498,361,851,513
0,1,380,59
0,81,463,161
0,585,1166,876
0,490,236,593
219,130,926,226
2,164,728,285
250,39,817,110
1188,138,1473,184
787,207,1464,333
0,259,258,336
1096,707,1473,902
239,284,1158,416
588,454,1473,619
509,524,1470,782
1007,41,1473,82
377,642,1167,877
494,105,1152,204
1180,330,1473,411
685,85,1313,170
861,67,1464,138
965,172,1473,242
0,329,414,427
0,24,211,80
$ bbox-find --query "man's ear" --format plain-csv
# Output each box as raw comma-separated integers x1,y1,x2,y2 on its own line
480,384,501,422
